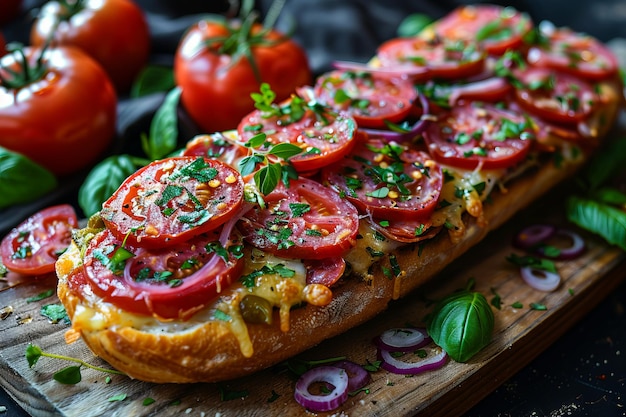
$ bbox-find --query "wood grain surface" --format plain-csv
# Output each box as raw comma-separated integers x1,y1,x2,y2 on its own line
1,189,625,417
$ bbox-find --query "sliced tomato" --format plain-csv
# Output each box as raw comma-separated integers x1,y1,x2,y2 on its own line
237,177,359,260
1,204,78,275
527,28,618,80
376,37,485,81
322,139,443,222
313,70,417,128
368,217,441,244
423,102,533,170
237,93,357,173
101,156,244,248
76,228,244,319
182,133,250,167
304,257,346,287
434,4,533,56
514,67,597,125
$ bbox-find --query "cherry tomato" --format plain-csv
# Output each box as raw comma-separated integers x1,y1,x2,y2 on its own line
0,46,116,176
1,204,78,275
237,177,359,260
514,67,597,125
322,139,443,223
30,0,150,92
527,28,618,80
434,4,533,56
100,157,245,248
376,37,485,81
75,228,245,319
237,92,358,173
313,70,417,129
423,102,533,170
174,19,311,133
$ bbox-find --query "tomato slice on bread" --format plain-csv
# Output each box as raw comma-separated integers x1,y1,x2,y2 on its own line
75,228,244,319
100,157,244,248
433,4,533,56
322,138,444,223
423,102,534,170
1,204,78,275
314,70,417,129
237,177,359,260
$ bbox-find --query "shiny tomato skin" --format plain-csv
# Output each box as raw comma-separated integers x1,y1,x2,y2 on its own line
1,204,78,275
101,157,245,249
376,37,486,81
237,96,358,173
77,228,245,319
30,0,150,92
174,20,312,133
526,28,618,81
237,178,359,260
322,138,444,223
314,70,417,128
514,67,597,125
423,102,533,170
434,4,533,56
0,46,116,176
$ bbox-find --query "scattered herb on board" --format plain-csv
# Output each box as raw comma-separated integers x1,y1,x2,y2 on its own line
25,344,125,384
218,384,249,401
107,393,127,402
26,289,55,303
40,304,70,324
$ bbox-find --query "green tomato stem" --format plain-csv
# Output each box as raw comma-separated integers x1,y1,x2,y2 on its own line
41,352,126,375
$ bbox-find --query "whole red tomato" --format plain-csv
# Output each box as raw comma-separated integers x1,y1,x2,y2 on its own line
174,19,311,133
30,0,150,92
0,46,117,176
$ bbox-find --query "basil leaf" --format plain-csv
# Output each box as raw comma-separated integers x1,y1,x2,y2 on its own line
591,186,626,206
254,163,282,195
269,142,303,160
130,65,175,98
397,13,433,37
566,195,626,251
427,290,494,362
142,87,182,160
53,366,82,384
78,154,146,217
0,147,57,209
579,137,626,190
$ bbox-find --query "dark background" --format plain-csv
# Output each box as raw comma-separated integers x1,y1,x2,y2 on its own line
1,1,625,416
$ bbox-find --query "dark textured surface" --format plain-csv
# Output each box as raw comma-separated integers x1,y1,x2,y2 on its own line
1,1,625,416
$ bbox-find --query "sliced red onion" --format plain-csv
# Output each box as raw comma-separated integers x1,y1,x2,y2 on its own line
520,266,561,292
513,224,557,250
332,60,428,79
331,360,371,392
447,77,512,106
360,92,432,142
294,365,349,412
374,327,431,352
537,228,586,260
378,347,448,375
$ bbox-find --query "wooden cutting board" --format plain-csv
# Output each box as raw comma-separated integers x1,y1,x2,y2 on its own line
1,191,625,417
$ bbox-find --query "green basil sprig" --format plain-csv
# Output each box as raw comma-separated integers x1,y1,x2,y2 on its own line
0,147,57,209
427,289,494,362
566,137,626,250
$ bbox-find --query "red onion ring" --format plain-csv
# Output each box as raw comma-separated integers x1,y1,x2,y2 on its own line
360,91,432,142
374,327,431,352
537,228,586,260
520,266,561,292
513,224,557,250
294,365,349,412
378,347,448,375
331,360,371,392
